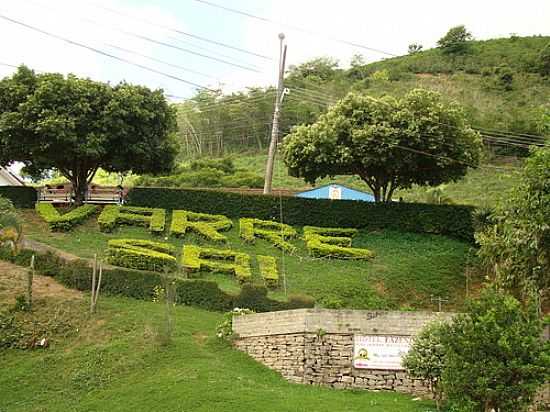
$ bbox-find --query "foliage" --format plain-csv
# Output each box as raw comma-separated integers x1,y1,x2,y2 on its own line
170,210,232,242
402,322,447,409
182,245,252,283
494,64,515,90
303,226,374,259
35,203,97,231
239,218,297,252
106,238,177,272
0,66,177,203
283,89,482,202
215,307,254,340
476,148,550,299
538,41,550,76
437,25,473,54
98,205,166,234
0,186,37,208
257,255,279,288
441,289,549,412
408,43,423,54
127,187,476,242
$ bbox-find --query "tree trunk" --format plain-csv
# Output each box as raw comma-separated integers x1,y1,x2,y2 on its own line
72,177,87,205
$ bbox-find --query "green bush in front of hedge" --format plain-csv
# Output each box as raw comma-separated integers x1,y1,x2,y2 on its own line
0,246,314,312
35,203,98,231
170,210,232,242
239,218,297,253
106,239,177,272
303,226,375,260
126,187,475,242
0,186,37,208
182,245,252,283
257,255,278,288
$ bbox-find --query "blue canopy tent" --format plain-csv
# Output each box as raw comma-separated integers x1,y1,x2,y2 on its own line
295,184,375,202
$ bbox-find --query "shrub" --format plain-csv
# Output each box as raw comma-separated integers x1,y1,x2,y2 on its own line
403,322,448,410
35,203,98,231
437,25,473,54
98,205,166,234
182,245,252,283
257,255,278,288
303,226,374,259
170,210,232,242
106,239,177,272
126,187,475,242
442,289,549,412
239,218,297,252
216,307,255,340
0,247,315,312
220,171,263,188
0,186,37,208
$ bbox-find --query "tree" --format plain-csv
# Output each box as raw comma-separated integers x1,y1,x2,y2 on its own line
437,25,473,54
408,43,423,54
476,148,550,302
283,89,481,202
538,41,550,77
403,322,447,410
0,66,177,204
442,289,549,412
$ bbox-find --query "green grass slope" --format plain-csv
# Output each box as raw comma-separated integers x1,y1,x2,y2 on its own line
0,292,437,412
21,209,471,311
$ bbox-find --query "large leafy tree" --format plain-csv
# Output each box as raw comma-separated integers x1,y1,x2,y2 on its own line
437,25,473,54
476,147,550,303
442,289,549,412
0,66,178,203
283,89,481,202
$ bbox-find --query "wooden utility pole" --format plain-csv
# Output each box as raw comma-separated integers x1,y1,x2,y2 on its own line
263,33,287,194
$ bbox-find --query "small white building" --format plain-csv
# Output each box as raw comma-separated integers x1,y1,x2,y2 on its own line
0,167,24,186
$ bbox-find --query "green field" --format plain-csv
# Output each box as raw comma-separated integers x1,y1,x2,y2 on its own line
0,282,437,412
20,209,471,311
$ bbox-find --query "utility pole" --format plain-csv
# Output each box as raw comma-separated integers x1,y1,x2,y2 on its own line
431,295,449,312
263,33,287,194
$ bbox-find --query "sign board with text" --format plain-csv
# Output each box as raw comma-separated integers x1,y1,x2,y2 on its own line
353,335,412,370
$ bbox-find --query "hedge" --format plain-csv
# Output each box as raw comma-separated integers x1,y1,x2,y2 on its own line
0,246,314,312
303,226,375,260
98,205,166,234
106,239,177,272
182,245,252,283
0,186,37,208
127,187,475,242
257,255,278,288
239,218,297,253
170,210,232,242
35,203,98,231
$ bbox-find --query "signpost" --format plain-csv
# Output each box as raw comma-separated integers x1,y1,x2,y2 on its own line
353,335,412,370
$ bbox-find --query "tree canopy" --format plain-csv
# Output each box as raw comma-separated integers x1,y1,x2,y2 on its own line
0,66,178,203
476,147,550,302
282,89,482,202
437,25,473,54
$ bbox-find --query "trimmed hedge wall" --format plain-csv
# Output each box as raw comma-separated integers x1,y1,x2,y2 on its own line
0,186,37,208
127,187,475,242
0,247,314,313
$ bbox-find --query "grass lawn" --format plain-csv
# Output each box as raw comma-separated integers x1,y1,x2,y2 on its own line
0,276,437,412
20,209,472,311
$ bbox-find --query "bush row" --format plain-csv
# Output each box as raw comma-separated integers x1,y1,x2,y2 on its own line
303,226,375,259
35,203,98,231
106,239,177,272
170,210,232,242
127,187,476,242
0,186,37,208
0,247,314,312
257,255,278,288
239,218,297,252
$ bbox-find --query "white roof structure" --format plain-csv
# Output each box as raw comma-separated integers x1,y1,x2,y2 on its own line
0,167,25,186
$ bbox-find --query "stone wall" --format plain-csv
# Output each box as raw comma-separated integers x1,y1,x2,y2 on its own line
233,309,452,395
233,309,549,410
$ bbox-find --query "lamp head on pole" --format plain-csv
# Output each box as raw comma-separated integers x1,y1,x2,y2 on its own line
278,32,285,41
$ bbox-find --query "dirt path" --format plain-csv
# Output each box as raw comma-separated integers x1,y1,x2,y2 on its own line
0,260,81,308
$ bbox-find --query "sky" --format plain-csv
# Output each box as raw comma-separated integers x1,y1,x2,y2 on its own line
0,0,549,101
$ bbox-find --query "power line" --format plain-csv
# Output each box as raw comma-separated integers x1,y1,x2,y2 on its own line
190,0,399,57
84,1,273,61
0,14,215,91
22,0,263,73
